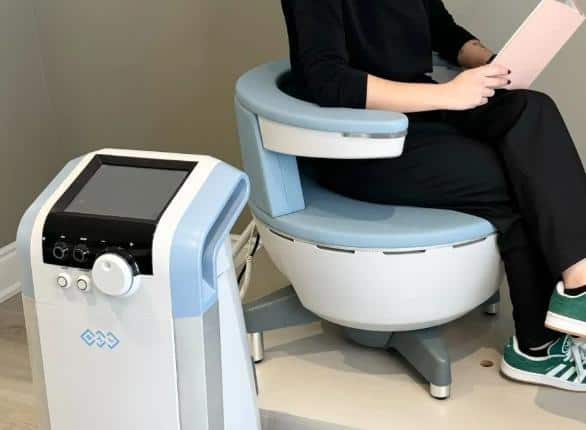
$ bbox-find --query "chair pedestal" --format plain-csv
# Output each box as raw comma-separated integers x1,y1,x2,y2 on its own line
244,287,500,400
244,286,452,399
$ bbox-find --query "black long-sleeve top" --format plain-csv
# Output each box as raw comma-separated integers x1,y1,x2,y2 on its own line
281,0,476,108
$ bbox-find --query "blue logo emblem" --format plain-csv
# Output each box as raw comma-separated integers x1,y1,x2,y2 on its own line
81,329,120,350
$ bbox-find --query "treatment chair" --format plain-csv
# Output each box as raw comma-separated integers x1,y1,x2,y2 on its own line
235,55,503,400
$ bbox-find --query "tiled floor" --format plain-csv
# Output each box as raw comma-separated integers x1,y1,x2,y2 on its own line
2,282,586,430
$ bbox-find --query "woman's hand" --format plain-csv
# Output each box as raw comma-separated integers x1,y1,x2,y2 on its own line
438,64,511,111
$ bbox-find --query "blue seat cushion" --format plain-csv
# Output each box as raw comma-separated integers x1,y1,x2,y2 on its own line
250,177,497,249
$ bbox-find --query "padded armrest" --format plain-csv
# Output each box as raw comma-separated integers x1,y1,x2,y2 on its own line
236,60,408,159
235,60,408,136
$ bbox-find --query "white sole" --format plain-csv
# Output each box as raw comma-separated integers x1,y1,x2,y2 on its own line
501,360,586,392
545,311,586,337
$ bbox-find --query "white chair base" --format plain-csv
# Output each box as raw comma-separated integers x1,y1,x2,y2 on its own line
255,220,504,332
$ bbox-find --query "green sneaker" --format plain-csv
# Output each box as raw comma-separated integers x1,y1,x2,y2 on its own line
546,281,586,337
501,335,586,392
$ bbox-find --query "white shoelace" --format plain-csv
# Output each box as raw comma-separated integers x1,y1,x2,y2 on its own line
566,337,586,381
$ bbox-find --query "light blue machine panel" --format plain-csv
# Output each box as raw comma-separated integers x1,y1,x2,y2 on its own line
170,162,250,318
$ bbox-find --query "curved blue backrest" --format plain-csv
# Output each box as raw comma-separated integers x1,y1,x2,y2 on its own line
234,60,408,218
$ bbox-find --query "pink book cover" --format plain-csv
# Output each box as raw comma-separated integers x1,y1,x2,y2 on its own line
494,0,585,89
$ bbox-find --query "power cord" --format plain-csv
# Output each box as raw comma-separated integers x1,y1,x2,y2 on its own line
238,233,260,284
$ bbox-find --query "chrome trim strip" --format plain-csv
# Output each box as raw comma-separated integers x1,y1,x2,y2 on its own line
453,237,488,249
269,229,295,242
383,249,426,256
342,131,407,139
316,245,356,254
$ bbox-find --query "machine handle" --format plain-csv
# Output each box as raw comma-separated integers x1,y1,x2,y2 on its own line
201,178,250,289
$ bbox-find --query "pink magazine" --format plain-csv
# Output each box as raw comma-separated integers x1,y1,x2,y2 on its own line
494,0,585,89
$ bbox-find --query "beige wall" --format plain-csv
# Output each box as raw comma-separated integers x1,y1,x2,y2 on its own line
31,0,288,233
33,0,287,168
0,1,65,246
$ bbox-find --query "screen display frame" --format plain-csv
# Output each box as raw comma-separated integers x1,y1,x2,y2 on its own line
52,154,197,223
64,163,190,221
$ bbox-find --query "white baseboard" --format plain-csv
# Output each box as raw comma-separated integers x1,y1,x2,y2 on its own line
0,242,21,303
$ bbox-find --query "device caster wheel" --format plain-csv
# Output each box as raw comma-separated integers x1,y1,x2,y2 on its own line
250,332,265,363
484,303,499,316
430,384,451,400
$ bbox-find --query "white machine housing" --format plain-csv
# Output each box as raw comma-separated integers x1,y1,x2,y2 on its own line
17,149,260,430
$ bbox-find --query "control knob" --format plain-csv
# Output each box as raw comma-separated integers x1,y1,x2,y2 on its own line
91,249,140,297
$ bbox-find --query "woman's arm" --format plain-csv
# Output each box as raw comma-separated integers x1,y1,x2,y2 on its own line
367,64,510,112
458,39,495,68
427,0,479,65
367,0,506,112
285,0,509,114
426,0,494,68
282,0,367,108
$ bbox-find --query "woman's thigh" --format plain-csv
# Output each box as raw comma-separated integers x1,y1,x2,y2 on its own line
316,124,514,215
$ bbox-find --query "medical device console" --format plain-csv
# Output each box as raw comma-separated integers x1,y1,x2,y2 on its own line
17,149,260,430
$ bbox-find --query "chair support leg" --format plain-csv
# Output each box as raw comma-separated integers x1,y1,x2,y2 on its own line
250,332,265,363
387,327,452,400
243,286,319,363
243,286,319,334
483,291,501,316
344,326,452,399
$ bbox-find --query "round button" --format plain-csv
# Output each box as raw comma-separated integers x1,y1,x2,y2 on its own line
91,253,139,297
76,276,91,292
57,273,71,289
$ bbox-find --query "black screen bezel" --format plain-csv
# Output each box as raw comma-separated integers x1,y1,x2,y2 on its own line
43,155,197,274
54,154,196,221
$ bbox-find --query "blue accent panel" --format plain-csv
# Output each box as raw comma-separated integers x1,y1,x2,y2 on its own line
236,60,409,135
235,100,305,217
17,158,83,298
252,177,497,249
170,163,250,319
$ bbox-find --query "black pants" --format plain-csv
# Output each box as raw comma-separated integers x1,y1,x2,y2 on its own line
314,90,586,351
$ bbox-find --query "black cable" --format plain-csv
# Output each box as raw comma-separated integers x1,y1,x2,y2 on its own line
237,233,261,284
